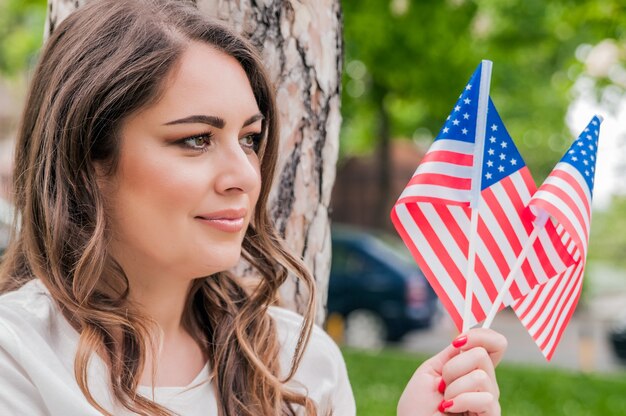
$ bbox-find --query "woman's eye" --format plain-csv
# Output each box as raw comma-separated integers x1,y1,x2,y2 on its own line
181,133,213,151
240,133,262,153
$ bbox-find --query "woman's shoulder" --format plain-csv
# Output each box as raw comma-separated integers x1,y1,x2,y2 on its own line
268,306,356,414
0,279,58,344
267,306,346,378
268,305,342,358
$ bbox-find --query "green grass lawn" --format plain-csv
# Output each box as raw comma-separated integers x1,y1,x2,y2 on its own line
343,347,626,415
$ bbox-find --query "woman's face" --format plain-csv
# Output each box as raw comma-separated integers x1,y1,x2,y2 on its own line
101,42,263,281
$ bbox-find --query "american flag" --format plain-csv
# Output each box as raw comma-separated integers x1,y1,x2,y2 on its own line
391,62,575,330
511,115,601,360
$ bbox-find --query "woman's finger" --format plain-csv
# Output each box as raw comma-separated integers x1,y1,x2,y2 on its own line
441,391,500,415
452,328,508,366
443,368,499,400
442,346,496,388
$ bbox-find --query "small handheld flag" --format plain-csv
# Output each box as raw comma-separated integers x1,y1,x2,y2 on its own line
391,61,574,331
511,115,602,360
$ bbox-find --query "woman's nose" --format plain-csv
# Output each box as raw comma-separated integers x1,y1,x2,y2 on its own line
213,141,260,195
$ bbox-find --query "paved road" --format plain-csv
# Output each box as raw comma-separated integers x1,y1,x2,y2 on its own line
401,293,626,374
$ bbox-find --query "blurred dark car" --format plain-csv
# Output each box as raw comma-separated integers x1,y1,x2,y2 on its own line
609,312,626,362
327,225,438,348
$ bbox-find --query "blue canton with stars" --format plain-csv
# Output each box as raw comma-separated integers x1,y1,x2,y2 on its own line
560,116,601,198
435,63,482,144
480,99,526,190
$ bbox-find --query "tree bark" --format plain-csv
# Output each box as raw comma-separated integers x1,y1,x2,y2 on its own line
46,0,343,324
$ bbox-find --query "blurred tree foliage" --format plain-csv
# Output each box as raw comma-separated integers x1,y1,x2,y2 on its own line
0,0,46,76
341,0,626,181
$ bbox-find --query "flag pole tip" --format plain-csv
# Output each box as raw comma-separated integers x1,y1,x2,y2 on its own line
595,114,604,123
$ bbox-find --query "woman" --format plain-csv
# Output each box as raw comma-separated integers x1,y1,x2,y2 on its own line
0,0,506,415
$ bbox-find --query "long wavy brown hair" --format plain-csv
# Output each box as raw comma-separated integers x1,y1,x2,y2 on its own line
0,0,319,414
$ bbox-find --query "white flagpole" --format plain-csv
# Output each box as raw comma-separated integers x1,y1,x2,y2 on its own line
462,60,492,333
482,210,550,329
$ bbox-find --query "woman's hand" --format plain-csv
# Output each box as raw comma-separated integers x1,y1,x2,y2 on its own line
397,328,507,416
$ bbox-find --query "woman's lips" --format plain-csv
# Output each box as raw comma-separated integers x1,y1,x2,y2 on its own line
195,209,247,233
196,217,245,232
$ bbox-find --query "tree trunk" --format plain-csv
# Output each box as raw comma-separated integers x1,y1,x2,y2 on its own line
46,0,343,324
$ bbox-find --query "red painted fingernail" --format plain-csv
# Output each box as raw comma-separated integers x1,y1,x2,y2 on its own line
437,378,446,394
452,335,467,348
438,399,454,413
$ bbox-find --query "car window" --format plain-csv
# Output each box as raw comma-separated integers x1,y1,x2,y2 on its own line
332,244,371,276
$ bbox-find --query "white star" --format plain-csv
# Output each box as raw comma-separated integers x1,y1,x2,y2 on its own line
577,141,584,146
466,84,472,90
453,119,460,125
462,128,468,135
591,155,595,161
489,136,496,143
595,130,599,136
443,127,449,134
592,120,598,125
584,128,589,132
586,134,592,140
585,170,590,176
488,148,495,156
591,166,595,172
588,144,594,150
583,159,589,165
485,172,492,180
464,98,471,105
581,150,587,155
455,105,461,112
510,158,517,165
486,160,494,167
498,165,505,172
491,124,498,131
446,116,451,120
568,150,575,154
501,141,507,148
571,156,578,161
463,113,470,120
499,153,506,160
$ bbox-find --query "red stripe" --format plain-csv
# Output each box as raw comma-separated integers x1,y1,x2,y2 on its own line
396,195,470,207
520,267,565,327
548,169,591,220
420,150,473,166
499,175,537,284
475,204,514,300
544,269,584,361
432,205,488,323
538,265,583,354
532,200,586,260
390,206,463,330
433,205,469,258
406,203,466,297
409,173,471,190
538,183,589,242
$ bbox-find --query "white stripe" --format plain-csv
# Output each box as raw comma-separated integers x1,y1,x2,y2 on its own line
541,266,584,358
420,204,491,324
414,161,473,178
533,262,583,346
536,172,590,237
399,184,471,203
534,190,588,258
396,204,466,316
425,139,475,155
558,163,593,206
524,262,578,334
534,227,568,285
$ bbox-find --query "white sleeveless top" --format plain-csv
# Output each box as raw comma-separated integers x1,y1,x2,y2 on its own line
0,279,355,415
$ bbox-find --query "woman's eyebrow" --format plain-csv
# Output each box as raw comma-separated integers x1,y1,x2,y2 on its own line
163,113,264,128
